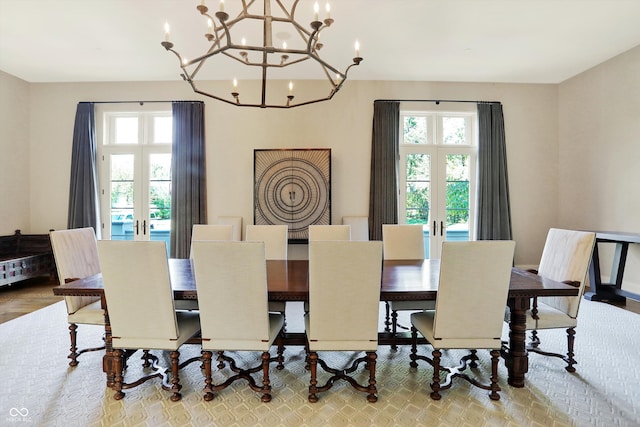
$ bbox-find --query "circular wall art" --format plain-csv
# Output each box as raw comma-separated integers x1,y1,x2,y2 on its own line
254,149,331,241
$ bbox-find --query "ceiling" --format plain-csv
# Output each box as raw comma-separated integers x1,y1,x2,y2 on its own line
1,0,639,85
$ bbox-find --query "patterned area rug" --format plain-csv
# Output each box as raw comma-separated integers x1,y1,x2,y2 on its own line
1,300,639,426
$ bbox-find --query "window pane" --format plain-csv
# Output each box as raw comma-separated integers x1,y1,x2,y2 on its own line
406,182,430,224
403,116,428,144
405,153,431,225
442,116,466,145
445,154,470,241
114,117,138,144
406,153,430,181
153,116,172,144
149,153,171,234
110,154,135,241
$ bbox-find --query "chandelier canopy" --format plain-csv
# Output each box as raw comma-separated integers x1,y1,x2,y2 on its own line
161,0,362,108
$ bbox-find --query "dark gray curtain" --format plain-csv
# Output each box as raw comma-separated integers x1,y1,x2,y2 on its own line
368,101,400,241
67,102,100,236
476,102,512,240
170,101,207,258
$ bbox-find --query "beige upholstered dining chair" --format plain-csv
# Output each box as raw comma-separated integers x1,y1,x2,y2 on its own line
342,216,369,241
181,224,234,311
190,224,233,254
191,241,285,402
245,224,288,260
306,240,383,402
308,224,351,241
505,228,596,372
410,240,516,400
49,227,105,366
97,240,201,401
216,216,242,241
245,224,289,316
382,224,433,340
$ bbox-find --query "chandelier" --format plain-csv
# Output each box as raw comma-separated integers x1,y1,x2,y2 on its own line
161,0,363,108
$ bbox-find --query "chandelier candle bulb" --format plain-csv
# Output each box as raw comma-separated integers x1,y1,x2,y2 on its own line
355,40,360,58
289,81,293,95
326,3,330,19
164,22,170,42
219,0,224,12
314,2,319,21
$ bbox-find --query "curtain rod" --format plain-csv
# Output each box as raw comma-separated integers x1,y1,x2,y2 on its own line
375,99,500,105
80,100,200,105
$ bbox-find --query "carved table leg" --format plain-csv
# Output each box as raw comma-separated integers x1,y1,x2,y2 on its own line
506,296,529,388
101,300,117,388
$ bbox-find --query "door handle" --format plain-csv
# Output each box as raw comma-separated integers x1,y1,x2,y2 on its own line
135,220,139,235
432,221,436,236
143,220,147,235
440,221,444,237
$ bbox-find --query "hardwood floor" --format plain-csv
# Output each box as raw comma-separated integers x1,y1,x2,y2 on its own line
0,277,63,323
1,278,639,324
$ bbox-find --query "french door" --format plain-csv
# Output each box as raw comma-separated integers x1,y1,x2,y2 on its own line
97,108,172,248
399,112,476,259
102,146,171,242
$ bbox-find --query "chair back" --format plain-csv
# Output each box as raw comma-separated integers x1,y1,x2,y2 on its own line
97,241,180,347
537,228,596,317
342,216,369,242
308,225,351,241
245,224,288,260
190,224,234,257
191,241,272,347
308,241,382,350
382,224,425,260
50,227,101,314
342,216,369,241
217,216,242,241
433,241,515,340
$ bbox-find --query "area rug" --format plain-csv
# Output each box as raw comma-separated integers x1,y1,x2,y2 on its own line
1,300,638,426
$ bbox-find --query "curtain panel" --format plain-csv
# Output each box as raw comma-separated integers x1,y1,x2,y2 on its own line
476,102,512,240
368,101,400,241
170,101,207,258
67,102,100,236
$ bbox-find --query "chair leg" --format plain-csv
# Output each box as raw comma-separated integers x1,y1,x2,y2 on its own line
384,301,391,332
488,349,501,401
565,327,577,373
275,333,285,370
202,351,214,401
260,351,272,403
113,348,125,400
390,310,399,351
68,323,79,366
365,351,378,403
141,350,153,368
169,350,182,402
409,326,419,368
530,329,540,348
308,351,319,403
430,349,442,400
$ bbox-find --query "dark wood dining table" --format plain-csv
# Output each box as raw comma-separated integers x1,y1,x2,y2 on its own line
53,258,579,389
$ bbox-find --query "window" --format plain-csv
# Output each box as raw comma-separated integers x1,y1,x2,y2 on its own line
399,110,477,258
97,105,172,250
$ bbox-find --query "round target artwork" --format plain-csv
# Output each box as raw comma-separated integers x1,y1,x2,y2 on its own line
254,149,331,241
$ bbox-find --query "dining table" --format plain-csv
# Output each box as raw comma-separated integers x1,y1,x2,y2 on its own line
53,258,579,389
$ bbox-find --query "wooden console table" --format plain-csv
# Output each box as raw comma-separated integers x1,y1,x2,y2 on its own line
584,231,640,302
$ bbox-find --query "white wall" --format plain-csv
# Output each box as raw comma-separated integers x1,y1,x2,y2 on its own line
0,70,30,235
3,76,560,265
559,45,640,294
